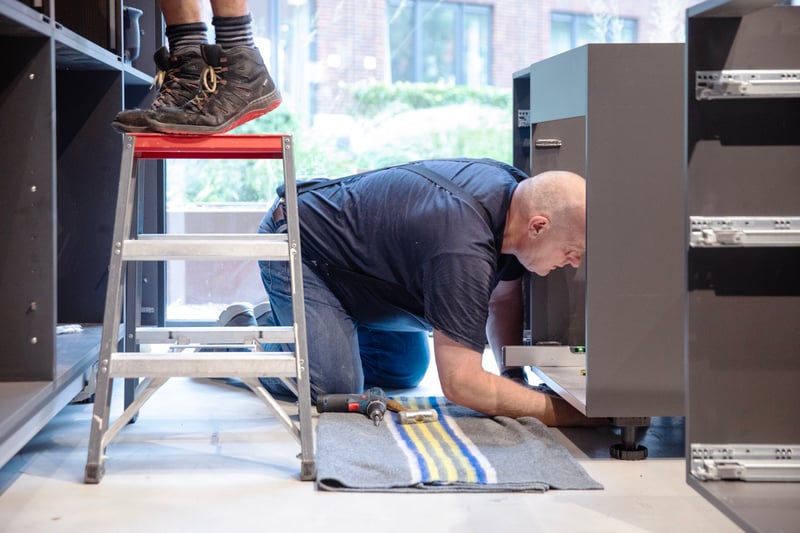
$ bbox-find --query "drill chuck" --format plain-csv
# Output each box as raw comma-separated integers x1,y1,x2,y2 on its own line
365,399,385,426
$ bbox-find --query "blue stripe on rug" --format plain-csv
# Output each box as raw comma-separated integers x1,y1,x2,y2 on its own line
392,396,490,484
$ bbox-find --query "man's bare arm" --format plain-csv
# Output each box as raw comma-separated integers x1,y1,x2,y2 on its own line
432,330,596,426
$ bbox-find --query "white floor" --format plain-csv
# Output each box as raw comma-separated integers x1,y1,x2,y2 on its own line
0,358,742,533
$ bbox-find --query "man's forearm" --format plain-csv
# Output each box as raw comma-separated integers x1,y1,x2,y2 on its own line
433,330,591,426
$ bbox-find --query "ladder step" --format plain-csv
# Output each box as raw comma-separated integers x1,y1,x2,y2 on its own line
130,133,288,160
109,352,298,378
136,326,296,345
121,234,290,261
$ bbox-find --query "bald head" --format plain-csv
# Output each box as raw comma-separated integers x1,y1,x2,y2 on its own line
503,170,586,275
515,170,585,232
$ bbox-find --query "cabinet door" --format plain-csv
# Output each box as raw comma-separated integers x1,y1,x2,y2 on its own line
528,116,586,346
530,116,585,176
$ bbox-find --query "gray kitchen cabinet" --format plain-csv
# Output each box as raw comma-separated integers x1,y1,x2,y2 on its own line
508,43,686,458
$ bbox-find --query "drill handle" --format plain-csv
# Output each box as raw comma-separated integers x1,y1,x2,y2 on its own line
316,394,361,413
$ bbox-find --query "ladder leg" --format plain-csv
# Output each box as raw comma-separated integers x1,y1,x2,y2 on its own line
102,378,168,450
281,137,316,481
85,136,138,484
241,378,301,443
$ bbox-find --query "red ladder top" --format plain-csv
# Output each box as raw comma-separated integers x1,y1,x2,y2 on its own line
129,133,289,160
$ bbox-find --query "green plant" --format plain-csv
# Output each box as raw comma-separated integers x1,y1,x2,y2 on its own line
172,84,513,204
349,81,511,117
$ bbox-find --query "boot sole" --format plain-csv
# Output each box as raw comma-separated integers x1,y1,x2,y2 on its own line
146,94,282,136
111,121,152,134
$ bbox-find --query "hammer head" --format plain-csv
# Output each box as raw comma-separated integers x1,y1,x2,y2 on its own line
397,409,438,425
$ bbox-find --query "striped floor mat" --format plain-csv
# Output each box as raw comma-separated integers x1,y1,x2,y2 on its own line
315,396,603,492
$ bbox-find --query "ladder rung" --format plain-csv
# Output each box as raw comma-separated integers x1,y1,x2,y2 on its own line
109,352,298,378
121,234,290,261
136,326,296,345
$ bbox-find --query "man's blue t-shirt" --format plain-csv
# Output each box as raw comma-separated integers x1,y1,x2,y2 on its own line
292,158,526,353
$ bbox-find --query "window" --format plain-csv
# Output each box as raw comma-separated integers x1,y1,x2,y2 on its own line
388,0,491,86
550,11,637,56
164,0,312,324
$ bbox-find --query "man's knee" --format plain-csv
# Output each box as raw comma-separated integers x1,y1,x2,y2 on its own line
359,329,430,390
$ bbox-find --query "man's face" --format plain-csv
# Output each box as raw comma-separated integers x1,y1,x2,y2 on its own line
518,221,585,277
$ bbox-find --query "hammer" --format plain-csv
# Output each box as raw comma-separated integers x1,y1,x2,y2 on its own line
385,398,438,425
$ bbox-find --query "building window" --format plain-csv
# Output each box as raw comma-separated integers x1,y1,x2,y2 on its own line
550,11,638,56
388,0,491,86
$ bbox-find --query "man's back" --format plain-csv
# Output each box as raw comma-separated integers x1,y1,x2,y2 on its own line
293,158,526,351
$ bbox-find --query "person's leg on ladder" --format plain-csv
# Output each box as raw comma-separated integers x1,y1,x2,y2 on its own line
111,0,207,133
146,0,281,135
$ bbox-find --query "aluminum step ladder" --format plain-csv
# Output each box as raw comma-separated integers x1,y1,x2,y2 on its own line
84,133,315,483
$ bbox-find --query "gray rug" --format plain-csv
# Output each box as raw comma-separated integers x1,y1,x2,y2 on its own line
316,396,603,492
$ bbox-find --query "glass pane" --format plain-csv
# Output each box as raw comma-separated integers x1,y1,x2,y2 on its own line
550,13,573,56
464,8,490,86
388,1,414,82
420,1,456,84
166,157,285,322
575,14,596,47
619,19,638,43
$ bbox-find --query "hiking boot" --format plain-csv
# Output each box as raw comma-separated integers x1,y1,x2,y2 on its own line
111,46,204,133
253,301,274,327
146,44,281,135
197,303,257,353
216,302,258,327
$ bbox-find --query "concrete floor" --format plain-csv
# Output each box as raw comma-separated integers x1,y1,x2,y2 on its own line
0,360,742,533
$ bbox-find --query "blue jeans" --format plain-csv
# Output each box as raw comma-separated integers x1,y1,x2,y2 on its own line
257,201,430,400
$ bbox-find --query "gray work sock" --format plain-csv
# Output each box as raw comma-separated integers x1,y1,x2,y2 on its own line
212,13,256,48
165,21,208,51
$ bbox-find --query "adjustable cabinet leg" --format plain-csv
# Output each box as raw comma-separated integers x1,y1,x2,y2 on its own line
610,417,650,460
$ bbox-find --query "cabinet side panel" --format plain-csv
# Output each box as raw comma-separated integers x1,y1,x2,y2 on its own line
0,36,56,380
512,70,530,175
585,44,685,416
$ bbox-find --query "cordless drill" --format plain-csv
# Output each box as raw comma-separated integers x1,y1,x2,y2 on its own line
316,387,387,426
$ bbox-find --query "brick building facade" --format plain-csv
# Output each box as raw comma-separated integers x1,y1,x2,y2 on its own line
310,0,671,115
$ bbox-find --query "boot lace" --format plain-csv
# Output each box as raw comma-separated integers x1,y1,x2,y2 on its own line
152,65,199,108
186,64,223,111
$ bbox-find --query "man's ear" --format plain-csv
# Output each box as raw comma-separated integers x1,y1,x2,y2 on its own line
528,215,549,236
